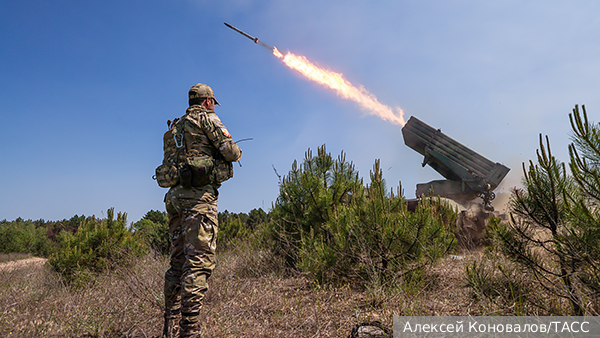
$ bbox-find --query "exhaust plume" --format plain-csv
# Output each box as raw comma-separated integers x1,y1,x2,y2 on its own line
273,47,406,126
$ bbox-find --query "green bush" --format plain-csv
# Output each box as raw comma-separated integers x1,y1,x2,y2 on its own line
247,208,269,231
218,208,269,248
464,258,533,315
45,214,89,242
270,145,457,286
270,145,364,271
0,219,55,257
218,215,249,246
132,210,169,255
491,105,600,315
49,208,148,285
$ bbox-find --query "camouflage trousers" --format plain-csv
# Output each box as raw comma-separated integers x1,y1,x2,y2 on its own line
164,185,219,336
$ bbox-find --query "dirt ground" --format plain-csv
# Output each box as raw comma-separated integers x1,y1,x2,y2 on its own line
0,257,47,272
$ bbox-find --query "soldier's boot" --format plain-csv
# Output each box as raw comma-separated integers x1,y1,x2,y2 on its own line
163,310,181,338
179,313,201,338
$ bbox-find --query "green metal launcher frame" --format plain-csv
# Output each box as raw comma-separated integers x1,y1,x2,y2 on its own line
401,116,510,211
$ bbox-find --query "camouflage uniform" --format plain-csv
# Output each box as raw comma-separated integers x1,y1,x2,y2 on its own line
162,84,242,338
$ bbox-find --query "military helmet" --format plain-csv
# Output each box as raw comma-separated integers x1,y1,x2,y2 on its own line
189,83,220,106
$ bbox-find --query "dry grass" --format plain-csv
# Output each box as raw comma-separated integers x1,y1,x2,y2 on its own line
0,244,565,337
0,254,164,337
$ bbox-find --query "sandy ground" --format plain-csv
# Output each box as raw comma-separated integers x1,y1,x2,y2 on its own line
0,257,47,272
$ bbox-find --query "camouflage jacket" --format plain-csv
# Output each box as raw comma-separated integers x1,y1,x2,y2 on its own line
162,105,242,190
177,105,241,163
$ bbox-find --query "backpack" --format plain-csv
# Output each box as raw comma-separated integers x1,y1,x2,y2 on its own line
154,118,184,188
154,117,233,188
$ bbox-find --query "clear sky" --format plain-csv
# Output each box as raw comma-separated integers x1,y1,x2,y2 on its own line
2,1,600,223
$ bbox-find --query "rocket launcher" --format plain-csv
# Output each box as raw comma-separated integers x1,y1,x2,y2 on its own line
401,116,510,211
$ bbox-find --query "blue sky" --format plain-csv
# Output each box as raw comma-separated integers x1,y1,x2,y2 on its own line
2,1,600,223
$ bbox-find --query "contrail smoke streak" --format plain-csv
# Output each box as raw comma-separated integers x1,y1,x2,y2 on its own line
272,47,406,126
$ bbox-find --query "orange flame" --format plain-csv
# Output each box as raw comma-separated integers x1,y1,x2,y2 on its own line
273,47,405,126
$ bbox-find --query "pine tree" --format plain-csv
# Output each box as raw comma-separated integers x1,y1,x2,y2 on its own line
497,105,600,315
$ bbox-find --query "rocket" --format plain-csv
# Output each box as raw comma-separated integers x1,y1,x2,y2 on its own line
224,22,259,44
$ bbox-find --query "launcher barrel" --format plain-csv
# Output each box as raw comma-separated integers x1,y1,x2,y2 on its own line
401,116,510,210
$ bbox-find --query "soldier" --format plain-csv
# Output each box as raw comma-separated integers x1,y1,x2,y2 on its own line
157,83,242,337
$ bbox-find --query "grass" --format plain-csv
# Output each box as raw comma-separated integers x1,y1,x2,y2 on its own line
0,242,582,337
0,254,164,337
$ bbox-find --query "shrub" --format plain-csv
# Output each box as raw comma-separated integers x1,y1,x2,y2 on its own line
464,254,538,315
49,208,148,285
270,145,457,286
0,219,55,257
492,105,600,315
45,214,89,242
270,145,364,271
132,210,170,255
247,208,269,231
218,208,269,248
218,214,249,246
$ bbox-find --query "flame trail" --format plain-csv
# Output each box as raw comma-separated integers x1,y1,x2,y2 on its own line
273,47,405,126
